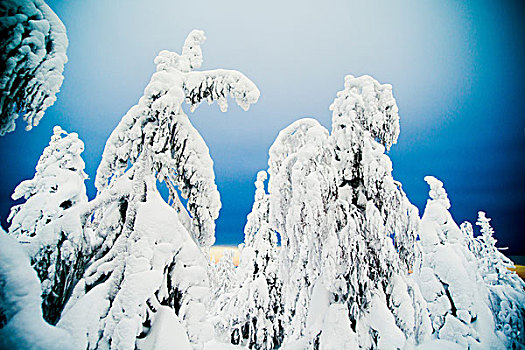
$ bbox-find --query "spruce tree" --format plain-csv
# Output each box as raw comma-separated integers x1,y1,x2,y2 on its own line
8,126,88,324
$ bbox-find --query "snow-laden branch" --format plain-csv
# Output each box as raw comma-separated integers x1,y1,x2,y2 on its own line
0,0,68,135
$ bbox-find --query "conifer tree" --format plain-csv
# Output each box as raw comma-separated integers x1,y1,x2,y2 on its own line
475,211,525,348
223,171,284,349
8,126,88,324
417,176,503,348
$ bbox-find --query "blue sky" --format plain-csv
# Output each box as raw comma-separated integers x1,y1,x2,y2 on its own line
1,0,523,253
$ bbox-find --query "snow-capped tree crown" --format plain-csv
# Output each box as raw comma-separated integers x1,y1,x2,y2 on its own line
10,125,87,218
329,74,400,150
94,29,260,248
424,175,451,209
0,0,68,135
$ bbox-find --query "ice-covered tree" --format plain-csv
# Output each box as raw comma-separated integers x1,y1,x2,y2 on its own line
417,176,503,348
325,75,428,349
58,30,259,349
219,171,283,349
0,0,68,135
7,126,88,325
475,211,525,348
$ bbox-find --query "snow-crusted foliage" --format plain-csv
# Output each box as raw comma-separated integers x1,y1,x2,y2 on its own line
417,176,503,348
475,212,525,348
0,229,74,350
59,171,213,349
0,0,68,135
95,29,259,249
8,126,88,324
330,74,420,271
218,171,283,349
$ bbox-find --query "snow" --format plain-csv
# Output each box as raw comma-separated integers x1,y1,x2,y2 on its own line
0,228,74,350
137,306,192,350
1,26,523,350
95,29,259,249
0,0,68,135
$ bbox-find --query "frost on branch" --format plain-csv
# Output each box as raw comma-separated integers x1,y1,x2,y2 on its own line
329,74,399,151
95,29,259,249
7,126,88,325
0,0,68,135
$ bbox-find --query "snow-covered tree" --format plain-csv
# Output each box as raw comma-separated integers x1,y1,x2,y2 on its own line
475,211,525,348
417,176,503,348
95,29,259,250
211,249,236,305
0,229,74,350
219,171,283,349
261,75,430,348
7,126,88,325
325,75,428,349
268,118,336,344
58,30,259,349
0,0,68,135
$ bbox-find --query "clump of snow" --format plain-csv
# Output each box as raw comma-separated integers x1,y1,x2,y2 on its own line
0,227,74,350
0,0,68,135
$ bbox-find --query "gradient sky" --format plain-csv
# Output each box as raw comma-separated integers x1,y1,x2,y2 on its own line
1,0,523,254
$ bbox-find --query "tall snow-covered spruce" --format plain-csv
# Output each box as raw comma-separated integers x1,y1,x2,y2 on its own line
57,30,259,350
8,125,88,325
0,0,68,135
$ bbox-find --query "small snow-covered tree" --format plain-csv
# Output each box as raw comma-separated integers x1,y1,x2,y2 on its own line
220,171,283,349
0,0,68,135
417,176,503,348
7,126,88,324
58,30,259,349
211,249,236,304
475,211,525,348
